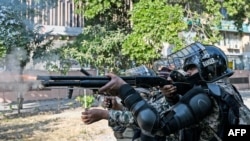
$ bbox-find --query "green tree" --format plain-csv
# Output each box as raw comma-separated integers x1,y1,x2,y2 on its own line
74,0,129,29
64,0,133,73
0,0,57,112
59,25,133,74
215,0,250,29
0,42,6,59
71,0,250,69
72,0,187,68
0,0,57,73
167,0,250,44
122,0,187,65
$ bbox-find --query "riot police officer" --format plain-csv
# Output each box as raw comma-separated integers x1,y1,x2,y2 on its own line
98,42,238,141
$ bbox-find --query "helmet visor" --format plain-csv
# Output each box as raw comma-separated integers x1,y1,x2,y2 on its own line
125,65,157,76
163,42,206,70
183,55,201,71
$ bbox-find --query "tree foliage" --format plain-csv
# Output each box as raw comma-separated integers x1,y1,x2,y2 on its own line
122,0,187,65
167,0,250,45
0,42,6,58
216,0,250,29
74,0,130,29
0,0,57,72
71,0,187,68
62,0,133,73
59,25,132,74
0,0,58,112
74,0,122,19
70,0,250,70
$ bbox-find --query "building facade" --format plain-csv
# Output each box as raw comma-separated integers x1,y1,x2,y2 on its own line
216,20,250,71
21,0,84,70
26,0,84,35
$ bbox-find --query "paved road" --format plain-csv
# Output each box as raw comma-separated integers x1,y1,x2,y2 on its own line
0,98,81,117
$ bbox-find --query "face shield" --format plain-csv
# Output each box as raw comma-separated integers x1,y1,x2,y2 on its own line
167,42,233,82
183,55,201,72
162,42,204,69
125,65,157,76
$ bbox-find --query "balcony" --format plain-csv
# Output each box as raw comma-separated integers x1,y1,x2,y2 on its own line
220,20,250,33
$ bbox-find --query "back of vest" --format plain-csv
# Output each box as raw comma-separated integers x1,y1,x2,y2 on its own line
215,82,250,125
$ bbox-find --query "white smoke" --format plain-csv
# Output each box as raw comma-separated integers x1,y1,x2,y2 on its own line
0,48,27,93
0,47,47,98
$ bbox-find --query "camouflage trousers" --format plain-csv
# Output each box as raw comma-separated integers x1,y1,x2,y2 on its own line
113,127,140,141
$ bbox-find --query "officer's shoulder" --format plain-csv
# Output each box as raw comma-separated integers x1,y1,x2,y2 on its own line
203,83,222,97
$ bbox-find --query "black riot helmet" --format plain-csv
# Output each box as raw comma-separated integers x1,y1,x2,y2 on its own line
183,43,234,82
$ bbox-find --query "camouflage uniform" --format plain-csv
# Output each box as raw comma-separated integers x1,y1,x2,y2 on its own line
216,78,250,125
108,81,247,141
106,88,147,141
178,78,250,141
107,89,149,141
108,88,157,129
108,109,137,128
108,85,242,141
149,90,181,141
108,109,140,141
194,96,221,141
108,88,180,141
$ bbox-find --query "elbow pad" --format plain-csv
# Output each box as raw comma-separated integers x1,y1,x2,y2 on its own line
125,96,159,135
119,84,159,135
162,87,212,135
132,100,159,135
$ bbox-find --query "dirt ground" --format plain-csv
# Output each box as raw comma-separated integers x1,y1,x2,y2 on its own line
0,107,117,141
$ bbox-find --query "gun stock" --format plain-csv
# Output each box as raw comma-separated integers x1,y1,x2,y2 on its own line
37,75,172,88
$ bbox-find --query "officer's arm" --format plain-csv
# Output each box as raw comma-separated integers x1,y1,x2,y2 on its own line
118,84,213,136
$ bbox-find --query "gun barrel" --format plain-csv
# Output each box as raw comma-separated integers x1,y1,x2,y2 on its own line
38,75,172,88
42,80,136,88
37,75,136,81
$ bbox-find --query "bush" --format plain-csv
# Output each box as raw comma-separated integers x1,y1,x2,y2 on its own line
75,94,95,108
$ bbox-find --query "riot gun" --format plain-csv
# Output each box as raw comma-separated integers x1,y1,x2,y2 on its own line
33,75,193,94
36,75,173,88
